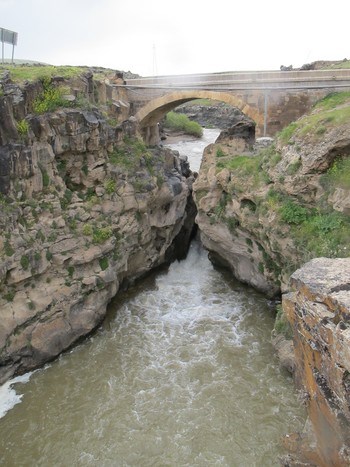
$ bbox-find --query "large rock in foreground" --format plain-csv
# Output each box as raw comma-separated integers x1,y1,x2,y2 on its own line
283,257,350,466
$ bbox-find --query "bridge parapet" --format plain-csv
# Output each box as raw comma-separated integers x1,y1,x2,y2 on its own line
125,69,350,91
120,69,350,143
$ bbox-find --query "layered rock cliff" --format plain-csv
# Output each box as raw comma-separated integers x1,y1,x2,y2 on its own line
0,68,195,383
193,95,350,296
282,257,350,466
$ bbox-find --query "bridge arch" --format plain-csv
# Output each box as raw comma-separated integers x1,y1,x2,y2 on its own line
135,90,264,145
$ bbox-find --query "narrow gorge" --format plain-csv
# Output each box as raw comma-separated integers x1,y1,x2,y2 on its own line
0,66,349,466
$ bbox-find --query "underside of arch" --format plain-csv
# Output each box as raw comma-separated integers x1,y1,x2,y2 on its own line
135,90,264,128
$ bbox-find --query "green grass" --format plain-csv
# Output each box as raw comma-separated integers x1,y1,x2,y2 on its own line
1,65,85,83
217,154,262,173
276,197,350,259
299,106,350,137
256,186,350,262
278,122,298,144
217,154,270,184
164,111,203,137
293,210,350,259
181,98,221,107
277,91,350,145
314,92,350,110
277,92,350,143
321,156,350,190
324,60,350,70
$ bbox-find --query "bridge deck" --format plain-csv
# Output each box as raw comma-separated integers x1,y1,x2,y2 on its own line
125,69,350,91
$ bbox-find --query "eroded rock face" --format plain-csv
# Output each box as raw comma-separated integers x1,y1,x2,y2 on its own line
193,102,350,296
283,258,350,466
193,120,281,297
0,81,195,384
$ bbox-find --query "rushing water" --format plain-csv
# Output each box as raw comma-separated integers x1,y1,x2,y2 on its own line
0,129,305,466
164,128,221,172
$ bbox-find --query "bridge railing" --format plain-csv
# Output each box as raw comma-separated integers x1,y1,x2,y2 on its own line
124,69,350,91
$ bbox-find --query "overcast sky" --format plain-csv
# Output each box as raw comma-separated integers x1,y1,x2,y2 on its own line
1,0,349,76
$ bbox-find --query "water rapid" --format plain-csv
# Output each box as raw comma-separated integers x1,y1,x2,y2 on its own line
0,129,305,466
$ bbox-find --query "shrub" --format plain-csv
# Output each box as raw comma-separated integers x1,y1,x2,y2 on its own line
226,216,239,232
16,119,29,136
60,189,73,209
245,238,253,247
20,255,30,270
67,266,75,278
33,80,72,114
92,227,113,244
164,111,203,137
42,169,50,187
82,224,93,236
4,240,14,256
279,201,308,225
104,178,116,194
99,257,109,271
4,289,15,302
216,147,226,158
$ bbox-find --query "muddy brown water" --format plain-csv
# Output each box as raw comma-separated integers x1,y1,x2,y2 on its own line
0,130,305,466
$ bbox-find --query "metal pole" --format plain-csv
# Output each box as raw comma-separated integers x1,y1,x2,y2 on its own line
11,43,14,63
263,90,268,137
2,40,4,64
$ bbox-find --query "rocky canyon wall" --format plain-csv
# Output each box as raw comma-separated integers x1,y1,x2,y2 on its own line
0,69,195,384
192,94,350,465
283,258,350,466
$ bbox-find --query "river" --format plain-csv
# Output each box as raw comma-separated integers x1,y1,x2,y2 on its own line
0,129,305,466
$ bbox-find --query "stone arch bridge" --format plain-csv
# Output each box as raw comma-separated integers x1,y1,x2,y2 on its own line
119,69,350,145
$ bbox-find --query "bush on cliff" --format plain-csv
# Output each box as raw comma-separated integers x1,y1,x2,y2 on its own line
164,111,203,137
33,78,73,114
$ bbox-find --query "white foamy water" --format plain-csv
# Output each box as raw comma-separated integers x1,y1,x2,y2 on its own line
0,131,305,466
0,242,305,466
165,128,221,172
0,372,32,419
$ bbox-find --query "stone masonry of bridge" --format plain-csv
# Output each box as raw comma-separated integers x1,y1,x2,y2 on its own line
117,69,350,145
